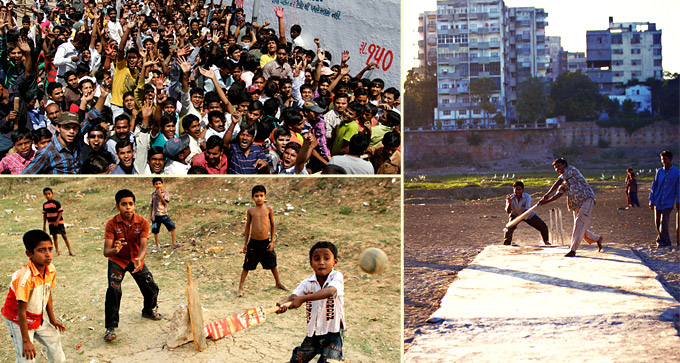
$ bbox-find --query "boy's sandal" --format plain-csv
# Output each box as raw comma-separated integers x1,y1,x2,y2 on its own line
172,243,183,249
104,328,116,341
142,311,163,320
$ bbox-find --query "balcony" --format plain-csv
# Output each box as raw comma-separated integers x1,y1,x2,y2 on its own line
489,40,501,48
418,40,424,47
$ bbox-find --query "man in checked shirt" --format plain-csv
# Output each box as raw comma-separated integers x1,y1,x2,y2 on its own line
276,241,345,363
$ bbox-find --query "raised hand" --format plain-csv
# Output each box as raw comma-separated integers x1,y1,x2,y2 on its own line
141,100,154,119
198,67,216,80
154,74,167,91
177,56,191,75
17,37,31,53
340,66,351,76
341,50,350,63
274,6,284,18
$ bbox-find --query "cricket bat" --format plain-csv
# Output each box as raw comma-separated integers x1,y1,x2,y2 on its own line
12,97,19,130
205,301,291,341
505,203,540,229
186,263,207,351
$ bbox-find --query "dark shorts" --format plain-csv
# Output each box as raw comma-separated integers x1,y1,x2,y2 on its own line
48,224,66,236
151,215,176,234
290,330,344,363
243,238,276,270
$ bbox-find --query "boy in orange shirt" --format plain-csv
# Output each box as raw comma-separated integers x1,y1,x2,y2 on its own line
2,230,66,362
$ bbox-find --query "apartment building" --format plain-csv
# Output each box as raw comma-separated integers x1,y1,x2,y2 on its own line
434,0,506,128
504,7,549,121
566,52,587,73
417,11,439,67
432,0,548,128
545,36,566,82
586,17,662,95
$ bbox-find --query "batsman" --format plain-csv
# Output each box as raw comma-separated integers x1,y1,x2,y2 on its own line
503,181,550,246
539,158,603,257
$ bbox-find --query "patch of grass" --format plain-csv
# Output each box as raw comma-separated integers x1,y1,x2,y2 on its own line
339,206,353,215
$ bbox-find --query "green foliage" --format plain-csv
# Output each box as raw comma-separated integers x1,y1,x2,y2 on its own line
469,78,498,124
517,77,550,125
403,65,438,128
549,71,605,121
339,206,353,215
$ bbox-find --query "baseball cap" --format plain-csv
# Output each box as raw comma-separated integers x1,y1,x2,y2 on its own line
248,85,262,94
163,135,190,158
303,100,325,113
55,112,80,126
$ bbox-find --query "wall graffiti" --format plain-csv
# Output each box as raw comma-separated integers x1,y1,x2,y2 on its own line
271,0,342,20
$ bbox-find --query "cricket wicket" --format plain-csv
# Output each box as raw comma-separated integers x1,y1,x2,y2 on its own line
549,208,565,246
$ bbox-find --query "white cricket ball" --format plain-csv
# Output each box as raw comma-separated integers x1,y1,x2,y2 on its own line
359,248,388,274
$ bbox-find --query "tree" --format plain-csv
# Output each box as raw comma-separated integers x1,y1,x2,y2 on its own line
549,71,605,121
621,99,637,118
516,77,549,126
660,72,679,121
403,64,438,129
469,78,497,126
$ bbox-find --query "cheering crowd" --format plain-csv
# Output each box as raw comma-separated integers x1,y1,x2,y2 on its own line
0,0,401,174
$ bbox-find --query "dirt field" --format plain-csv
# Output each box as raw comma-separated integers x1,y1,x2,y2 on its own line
404,181,680,351
0,177,401,362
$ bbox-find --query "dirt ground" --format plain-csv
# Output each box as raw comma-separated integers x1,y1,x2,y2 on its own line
404,181,680,351
0,177,401,362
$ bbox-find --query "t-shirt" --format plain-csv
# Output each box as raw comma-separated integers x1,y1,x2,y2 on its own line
226,143,266,174
331,120,359,155
104,213,150,269
1,260,57,329
111,60,139,107
328,155,374,175
43,199,64,225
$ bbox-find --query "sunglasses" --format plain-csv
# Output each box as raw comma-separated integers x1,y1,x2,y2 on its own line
89,134,105,139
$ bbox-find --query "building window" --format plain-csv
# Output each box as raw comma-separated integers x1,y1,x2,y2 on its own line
443,110,451,116
631,59,641,66
653,33,661,45
613,49,623,55
653,48,662,56
654,60,662,67
611,34,622,44
455,34,468,44
631,48,641,55
631,34,640,44
441,83,449,89
473,109,482,115
459,109,467,115
443,99,450,104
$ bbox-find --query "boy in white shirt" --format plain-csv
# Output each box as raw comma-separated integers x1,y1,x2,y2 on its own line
277,241,344,362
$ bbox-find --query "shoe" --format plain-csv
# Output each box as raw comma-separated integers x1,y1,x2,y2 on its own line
564,251,576,257
142,311,163,320
544,241,551,245
503,242,511,245
104,328,116,341
596,237,603,252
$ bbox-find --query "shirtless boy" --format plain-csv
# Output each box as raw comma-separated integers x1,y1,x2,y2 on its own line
237,185,287,296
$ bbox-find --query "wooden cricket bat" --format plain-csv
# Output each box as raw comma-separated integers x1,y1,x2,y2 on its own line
505,203,540,229
12,97,19,130
186,263,207,351
205,302,291,341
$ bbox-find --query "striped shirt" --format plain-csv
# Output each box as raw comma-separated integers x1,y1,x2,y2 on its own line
0,149,36,174
292,269,345,337
1,260,57,329
226,143,266,174
43,199,64,225
21,109,99,174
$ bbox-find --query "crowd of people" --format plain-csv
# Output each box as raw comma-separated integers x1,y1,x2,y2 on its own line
0,0,401,175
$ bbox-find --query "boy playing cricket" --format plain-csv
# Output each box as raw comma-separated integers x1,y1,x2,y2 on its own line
237,185,287,297
277,241,345,362
103,189,161,341
42,187,75,256
149,177,179,250
2,230,66,362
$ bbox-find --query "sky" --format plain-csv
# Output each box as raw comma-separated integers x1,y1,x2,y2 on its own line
402,0,680,77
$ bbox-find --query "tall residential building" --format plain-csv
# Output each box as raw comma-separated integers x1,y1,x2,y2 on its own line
545,36,566,82
417,11,438,67
566,52,587,73
432,0,549,128
435,0,506,128
586,17,662,95
504,7,548,121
